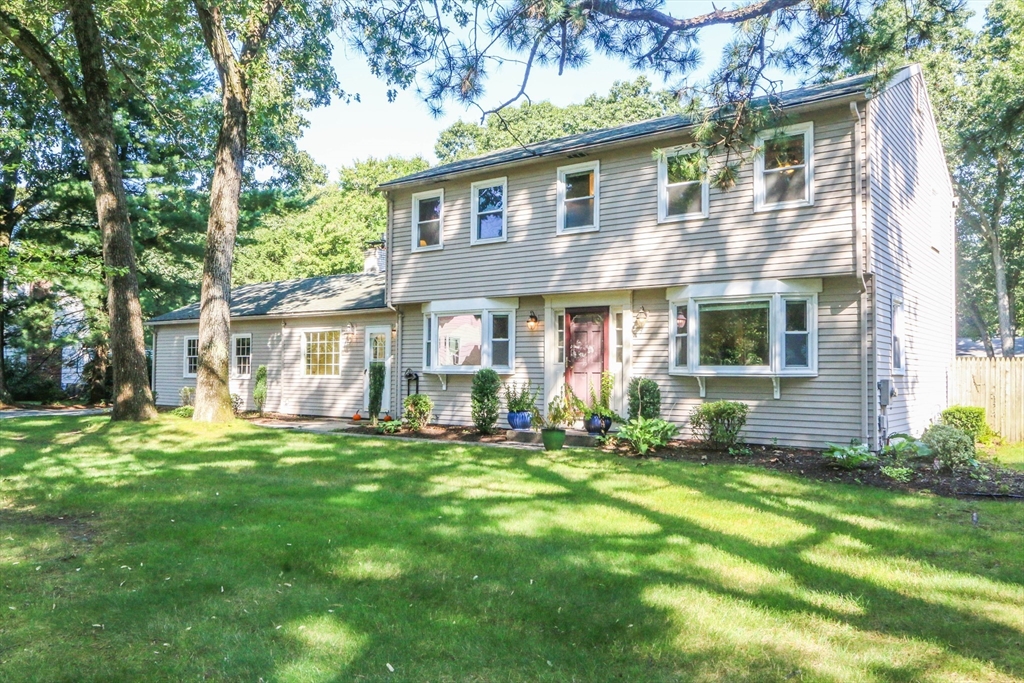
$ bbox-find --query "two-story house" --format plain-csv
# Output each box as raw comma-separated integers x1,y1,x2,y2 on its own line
148,65,955,449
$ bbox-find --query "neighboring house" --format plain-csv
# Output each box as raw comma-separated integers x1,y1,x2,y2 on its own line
148,65,955,449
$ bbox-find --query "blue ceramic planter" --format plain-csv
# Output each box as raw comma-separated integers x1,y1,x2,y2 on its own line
507,411,533,431
586,414,607,436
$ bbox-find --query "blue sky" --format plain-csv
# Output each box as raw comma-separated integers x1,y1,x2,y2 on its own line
297,1,990,176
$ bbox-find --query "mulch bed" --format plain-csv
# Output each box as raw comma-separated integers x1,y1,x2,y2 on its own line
342,422,1024,499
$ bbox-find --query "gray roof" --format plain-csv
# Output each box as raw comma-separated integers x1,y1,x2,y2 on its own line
148,273,387,323
380,71,877,189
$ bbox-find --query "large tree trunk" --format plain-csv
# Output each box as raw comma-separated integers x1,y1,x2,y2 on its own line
987,226,1016,357
0,3,156,419
191,0,282,422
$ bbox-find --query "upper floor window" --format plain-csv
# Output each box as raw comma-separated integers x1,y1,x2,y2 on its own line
423,300,517,373
304,330,341,376
412,189,444,252
754,122,814,211
183,336,199,378
557,161,599,234
892,298,906,374
470,177,507,245
667,279,820,377
658,146,709,221
232,334,252,378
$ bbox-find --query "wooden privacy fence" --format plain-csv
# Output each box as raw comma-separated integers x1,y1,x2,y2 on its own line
954,357,1024,442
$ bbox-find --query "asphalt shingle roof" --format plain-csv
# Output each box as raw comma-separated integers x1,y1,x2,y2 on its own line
148,273,386,323
379,71,877,189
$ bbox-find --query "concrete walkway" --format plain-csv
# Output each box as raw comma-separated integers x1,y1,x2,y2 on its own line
0,408,109,420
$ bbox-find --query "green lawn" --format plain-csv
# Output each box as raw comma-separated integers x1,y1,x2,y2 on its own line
1,416,1022,682
982,441,1024,471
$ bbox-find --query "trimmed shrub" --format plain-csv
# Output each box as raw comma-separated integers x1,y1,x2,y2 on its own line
940,406,991,442
368,362,387,425
627,377,661,420
471,368,502,434
171,406,194,418
179,386,195,407
403,393,433,431
4,358,65,403
230,393,243,415
252,365,268,415
689,400,748,449
922,424,977,471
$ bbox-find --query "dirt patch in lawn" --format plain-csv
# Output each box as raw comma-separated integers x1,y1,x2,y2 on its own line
0,507,99,546
346,423,510,443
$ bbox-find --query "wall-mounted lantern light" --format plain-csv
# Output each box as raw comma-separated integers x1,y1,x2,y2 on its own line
391,323,398,339
632,306,648,336
345,323,356,343
526,311,539,331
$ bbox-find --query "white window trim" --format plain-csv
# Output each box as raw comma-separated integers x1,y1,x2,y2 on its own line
667,280,818,379
556,160,600,234
231,333,252,379
658,145,709,222
754,121,814,212
469,177,508,246
892,297,906,376
411,188,444,253
423,306,517,375
183,335,199,378
302,328,343,377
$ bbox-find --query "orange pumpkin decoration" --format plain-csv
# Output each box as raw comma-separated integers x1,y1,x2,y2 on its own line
352,412,362,421
383,414,393,422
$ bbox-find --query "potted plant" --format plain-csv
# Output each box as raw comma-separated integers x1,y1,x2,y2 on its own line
504,380,538,430
583,373,617,435
540,388,580,451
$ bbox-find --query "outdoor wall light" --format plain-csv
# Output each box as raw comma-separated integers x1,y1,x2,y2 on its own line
527,311,539,331
632,306,648,336
345,323,356,343
391,324,398,339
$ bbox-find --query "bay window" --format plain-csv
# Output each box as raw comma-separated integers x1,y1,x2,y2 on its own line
754,122,814,211
658,146,709,221
423,299,517,373
412,189,444,252
667,279,820,382
470,177,507,244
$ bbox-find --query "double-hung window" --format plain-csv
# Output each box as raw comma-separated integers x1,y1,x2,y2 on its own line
658,146,709,221
557,161,599,233
754,122,814,211
892,298,906,375
304,330,342,376
232,334,252,378
668,279,819,379
412,189,444,252
183,336,199,378
470,178,507,244
423,299,517,373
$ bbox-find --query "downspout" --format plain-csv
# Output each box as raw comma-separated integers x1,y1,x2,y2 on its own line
864,96,879,449
151,328,158,395
385,191,402,416
851,102,869,446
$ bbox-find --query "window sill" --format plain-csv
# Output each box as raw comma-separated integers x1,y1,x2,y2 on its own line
658,212,708,224
753,199,813,213
668,369,818,378
892,369,906,377
557,225,599,235
412,245,444,253
183,374,197,379
470,237,507,246
426,367,514,375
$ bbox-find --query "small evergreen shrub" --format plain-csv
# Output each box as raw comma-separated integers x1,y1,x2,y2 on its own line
368,362,387,425
230,393,243,415
4,359,65,403
403,394,433,431
616,416,680,455
171,406,194,418
252,365,268,415
689,400,748,449
823,441,878,470
471,368,502,434
940,406,991,442
179,386,195,407
627,377,661,420
922,424,977,471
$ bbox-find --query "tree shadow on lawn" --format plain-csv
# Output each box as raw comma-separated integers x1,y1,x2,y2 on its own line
1,415,1023,682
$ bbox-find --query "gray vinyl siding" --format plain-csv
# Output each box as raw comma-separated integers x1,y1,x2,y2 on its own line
389,106,859,303
631,279,863,449
867,72,956,438
151,313,399,418
396,297,546,425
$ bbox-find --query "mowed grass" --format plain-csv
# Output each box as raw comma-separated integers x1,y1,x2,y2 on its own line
983,441,1024,471
1,416,1023,683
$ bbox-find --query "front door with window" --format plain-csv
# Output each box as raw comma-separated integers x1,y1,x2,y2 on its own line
565,308,608,402
364,326,392,413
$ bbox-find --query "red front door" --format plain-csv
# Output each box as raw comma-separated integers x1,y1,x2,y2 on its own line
565,307,609,402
